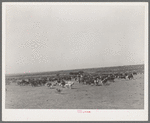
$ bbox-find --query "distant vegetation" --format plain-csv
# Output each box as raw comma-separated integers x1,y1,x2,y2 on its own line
6,64,144,80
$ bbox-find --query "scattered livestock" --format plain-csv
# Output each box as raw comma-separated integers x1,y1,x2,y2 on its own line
8,71,137,89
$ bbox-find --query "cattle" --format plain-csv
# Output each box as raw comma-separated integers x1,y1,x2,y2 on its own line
17,79,30,86
16,80,23,86
100,75,108,80
59,80,66,88
31,81,38,87
45,82,54,88
53,81,58,86
101,77,108,84
94,79,98,86
64,82,74,89
119,75,127,79
94,78,100,86
14,69,138,90
82,76,92,85
127,74,134,80
56,88,62,93
57,78,61,83
40,79,47,86
133,72,137,75
107,75,115,82
62,80,74,89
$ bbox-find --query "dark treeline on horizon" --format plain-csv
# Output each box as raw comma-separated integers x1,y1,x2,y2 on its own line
5,64,144,78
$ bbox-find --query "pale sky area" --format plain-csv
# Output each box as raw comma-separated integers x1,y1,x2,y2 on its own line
4,3,145,74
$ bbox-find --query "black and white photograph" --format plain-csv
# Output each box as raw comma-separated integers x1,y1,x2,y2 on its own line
2,2,148,121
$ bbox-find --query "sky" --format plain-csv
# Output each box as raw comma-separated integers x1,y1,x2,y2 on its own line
4,3,146,74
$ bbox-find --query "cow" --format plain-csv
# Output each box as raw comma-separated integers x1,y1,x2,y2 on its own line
101,77,108,85
133,72,137,75
127,73,134,80
45,82,54,88
83,76,92,85
31,81,38,87
59,80,66,88
94,78,100,86
64,81,74,89
106,75,115,82
53,81,58,86
17,79,28,86
119,75,127,79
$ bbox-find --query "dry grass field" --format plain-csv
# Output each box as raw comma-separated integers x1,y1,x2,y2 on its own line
5,74,144,109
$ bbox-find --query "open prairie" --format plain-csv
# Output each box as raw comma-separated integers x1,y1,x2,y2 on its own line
5,74,144,109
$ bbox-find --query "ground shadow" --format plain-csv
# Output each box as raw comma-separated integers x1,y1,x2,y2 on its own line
71,87,77,89
55,92,67,95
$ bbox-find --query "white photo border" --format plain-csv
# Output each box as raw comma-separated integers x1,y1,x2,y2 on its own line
2,2,149,121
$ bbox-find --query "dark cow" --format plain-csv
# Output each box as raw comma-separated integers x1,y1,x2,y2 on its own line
59,80,66,87
107,76,115,82
133,72,137,75
119,74,127,79
127,74,134,80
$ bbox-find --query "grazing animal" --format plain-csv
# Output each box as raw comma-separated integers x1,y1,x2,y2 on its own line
101,77,108,85
59,80,66,87
133,72,137,75
94,78,99,86
119,75,127,79
56,88,62,93
52,81,58,86
58,83,62,86
107,76,115,82
45,82,53,88
64,81,74,89
127,74,134,80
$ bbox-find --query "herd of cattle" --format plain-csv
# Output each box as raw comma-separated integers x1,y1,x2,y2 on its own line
6,71,137,89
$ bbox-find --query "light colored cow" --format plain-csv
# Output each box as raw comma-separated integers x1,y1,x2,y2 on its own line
64,81,74,89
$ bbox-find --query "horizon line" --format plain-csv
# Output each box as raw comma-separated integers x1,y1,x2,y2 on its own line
5,63,144,76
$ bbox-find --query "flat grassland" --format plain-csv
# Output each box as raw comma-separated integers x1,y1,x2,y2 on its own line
5,74,144,109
